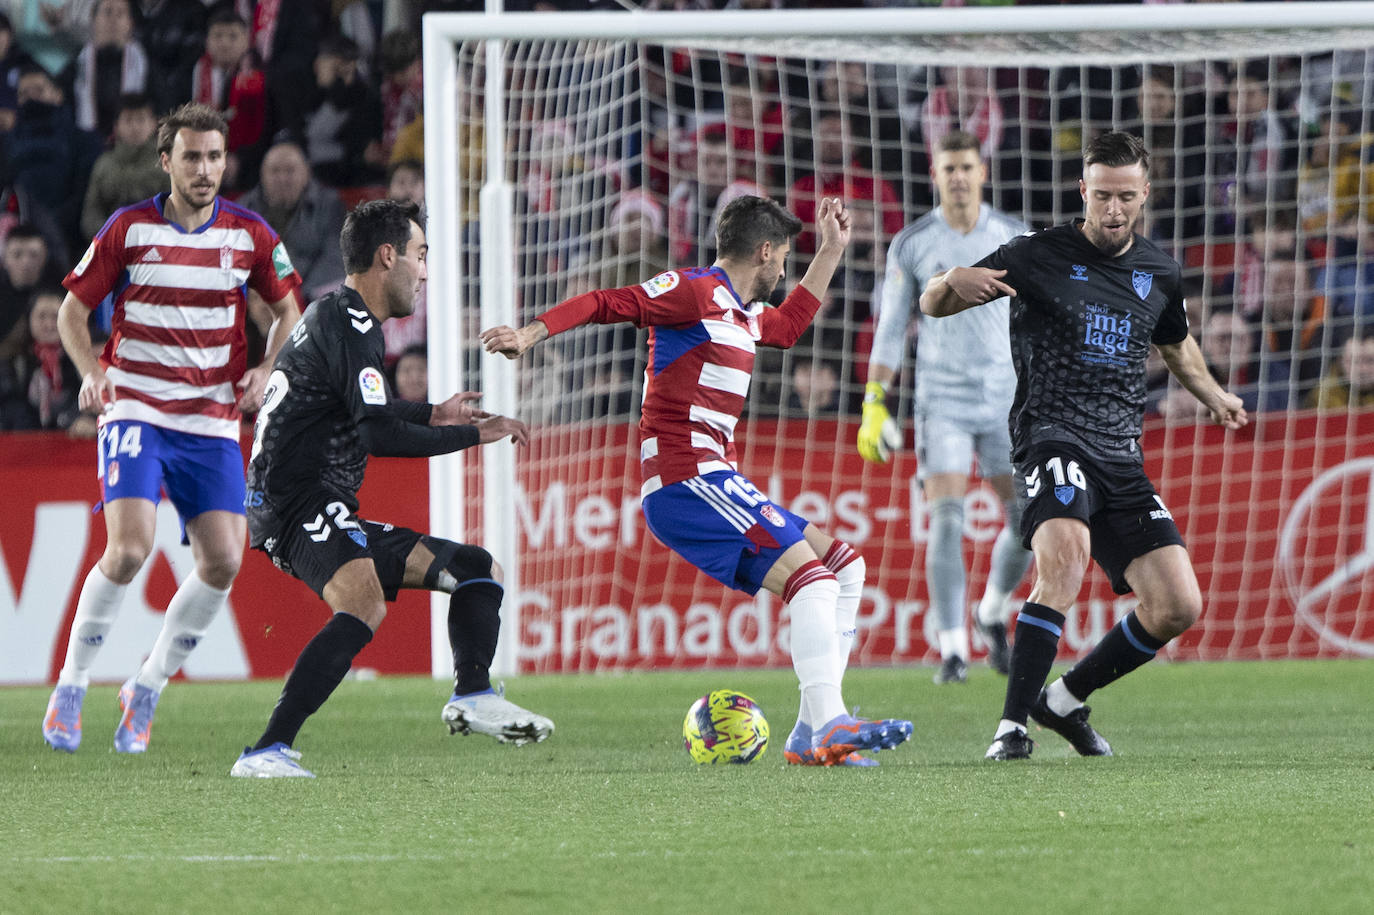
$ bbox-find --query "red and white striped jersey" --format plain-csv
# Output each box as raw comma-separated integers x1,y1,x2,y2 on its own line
537,266,821,497
65,194,301,440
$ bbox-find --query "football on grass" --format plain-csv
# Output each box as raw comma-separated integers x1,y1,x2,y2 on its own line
682,689,769,764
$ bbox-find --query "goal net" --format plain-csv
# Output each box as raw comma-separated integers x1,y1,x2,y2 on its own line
422,4,1374,675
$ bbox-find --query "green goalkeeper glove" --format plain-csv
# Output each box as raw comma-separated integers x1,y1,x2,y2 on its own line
857,382,903,463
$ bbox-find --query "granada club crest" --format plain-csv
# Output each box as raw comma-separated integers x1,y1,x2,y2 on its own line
108,459,120,487
1132,270,1153,300
221,245,235,271
759,503,786,527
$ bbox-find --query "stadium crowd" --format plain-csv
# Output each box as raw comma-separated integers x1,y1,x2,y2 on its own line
0,0,1370,435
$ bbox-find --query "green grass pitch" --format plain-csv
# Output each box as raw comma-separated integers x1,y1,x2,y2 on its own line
4,660,1372,914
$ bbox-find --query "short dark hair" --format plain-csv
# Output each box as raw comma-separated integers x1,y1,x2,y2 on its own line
156,103,228,157
118,92,153,115
206,5,247,30
1083,130,1149,176
936,129,980,156
5,223,45,246
340,199,424,274
715,196,803,259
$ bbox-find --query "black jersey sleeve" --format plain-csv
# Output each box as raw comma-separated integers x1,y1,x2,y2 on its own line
1150,267,1189,346
358,414,480,456
973,232,1031,284
391,398,433,426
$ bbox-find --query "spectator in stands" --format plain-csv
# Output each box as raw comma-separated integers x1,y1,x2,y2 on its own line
378,29,422,162
0,65,103,249
387,158,423,208
0,223,59,341
80,93,163,241
787,354,842,417
1308,333,1374,410
190,7,267,189
330,0,376,80
1296,105,1373,255
237,140,346,299
381,160,428,364
1321,212,1374,337
236,0,322,92
720,61,785,191
788,108,902,254
573,188,670,296
0,180,69,267
1205,59,1301,234
1124,64,1206,244
667,124,733,265
0,12,38,133
287,33,384,188
390,343,428,403
0,286,89,431
1157,309,1260,421
1254,252,1328,411
61,0,150,138
131,0,206,113
815,58,906,180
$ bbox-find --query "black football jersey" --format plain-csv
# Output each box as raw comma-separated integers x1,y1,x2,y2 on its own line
246,286,403,544
975,221,1189,463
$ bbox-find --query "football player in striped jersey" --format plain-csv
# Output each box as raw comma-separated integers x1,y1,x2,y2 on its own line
483,196,914,766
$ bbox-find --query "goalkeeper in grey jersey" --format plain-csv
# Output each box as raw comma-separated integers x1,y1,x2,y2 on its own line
859,131,1032,684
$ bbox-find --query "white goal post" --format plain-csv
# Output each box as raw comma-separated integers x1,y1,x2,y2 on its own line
423,3,1374,677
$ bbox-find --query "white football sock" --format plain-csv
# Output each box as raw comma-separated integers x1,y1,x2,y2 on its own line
1046,677,1084,717
58,566,129,689
137,572,230,692
788,577,846,726
937,626,970,661
830,553,864,682
994,719,1026,739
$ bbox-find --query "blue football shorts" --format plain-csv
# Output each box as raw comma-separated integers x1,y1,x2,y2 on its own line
97,420,247,525
641,469,810,595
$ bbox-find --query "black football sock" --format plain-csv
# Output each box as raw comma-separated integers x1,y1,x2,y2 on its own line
1061,611,1166,701
1000,602,1066,726
251,612,373,751
449,580,503,696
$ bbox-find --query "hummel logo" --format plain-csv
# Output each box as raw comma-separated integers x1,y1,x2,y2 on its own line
303,514,330,542
1070,264,1088,281
142,247,163,263
347,307,373,334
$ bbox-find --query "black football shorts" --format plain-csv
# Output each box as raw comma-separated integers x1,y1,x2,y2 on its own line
253,494,425,599
1015,440,1184,595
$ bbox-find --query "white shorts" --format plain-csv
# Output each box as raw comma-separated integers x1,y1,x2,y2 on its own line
914,411,1013,482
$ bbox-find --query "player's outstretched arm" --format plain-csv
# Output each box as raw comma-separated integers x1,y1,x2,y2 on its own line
481,321,549,360
475,414,529,447
430,392,486,426
1156,336,1249,430
919,267,1016,318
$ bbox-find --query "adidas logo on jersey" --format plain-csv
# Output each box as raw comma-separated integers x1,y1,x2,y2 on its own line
142,247,163,263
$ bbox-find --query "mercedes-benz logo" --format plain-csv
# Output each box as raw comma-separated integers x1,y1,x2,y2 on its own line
1279,457,1374,656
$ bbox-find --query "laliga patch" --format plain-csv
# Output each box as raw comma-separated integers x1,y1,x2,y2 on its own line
74,242,97,276
272,242,295,279
760,503,786,527
358,367,387,405
640,271,680,299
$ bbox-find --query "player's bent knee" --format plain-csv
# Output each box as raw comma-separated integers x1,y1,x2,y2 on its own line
418,536,496,592
100,541,153,584
197,554,242,590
